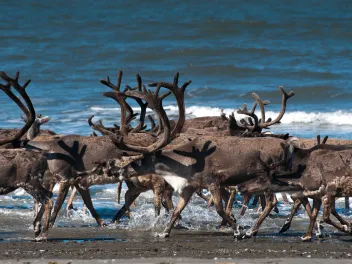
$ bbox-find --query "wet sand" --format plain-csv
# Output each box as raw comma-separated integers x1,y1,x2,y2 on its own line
0,227,351,261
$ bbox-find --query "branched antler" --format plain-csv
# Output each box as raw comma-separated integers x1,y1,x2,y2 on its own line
111,84,172,153
88,115,118,136
237,102,259,131
0,71,35,146
100,70,137,135
126,74,148,133
223,86,294,137
253,86,294,129
149,72,192,138
147,115,156,130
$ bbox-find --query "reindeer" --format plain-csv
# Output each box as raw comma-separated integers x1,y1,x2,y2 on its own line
0,71,54,240
80,81,312,240
87,73,298,227
25,71,192,228
237,136,352,241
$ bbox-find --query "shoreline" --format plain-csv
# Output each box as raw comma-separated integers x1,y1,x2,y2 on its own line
0,258,351,264
0,229,351,260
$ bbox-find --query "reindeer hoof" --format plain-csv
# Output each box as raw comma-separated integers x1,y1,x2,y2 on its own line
34,235,47,242
315,232,323,239
234,229,245,240
97,220,105,228
300,235,312,242
244,230,255,239
157,232,169,238
34,223,42,237
279,221,291,233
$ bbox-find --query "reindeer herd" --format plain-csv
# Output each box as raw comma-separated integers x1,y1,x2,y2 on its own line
0,70,352,242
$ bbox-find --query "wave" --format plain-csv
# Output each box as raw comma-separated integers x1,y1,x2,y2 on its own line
91,105,352,126
188,107,352,126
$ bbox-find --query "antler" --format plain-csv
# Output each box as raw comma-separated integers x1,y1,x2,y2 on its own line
100,70,137,135
112,84,172,153
316,134,328,145
253,86,294,129
147,115,156,130
237,102,259,131
126,74,148,133
256,142,290,174
87,115,119,136
0,71,35,146
149,72,191,138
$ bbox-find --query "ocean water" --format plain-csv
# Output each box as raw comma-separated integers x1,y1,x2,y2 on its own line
1,0,352,239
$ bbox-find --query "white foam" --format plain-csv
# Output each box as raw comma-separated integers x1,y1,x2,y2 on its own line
186,106,352,126
90,104,352,126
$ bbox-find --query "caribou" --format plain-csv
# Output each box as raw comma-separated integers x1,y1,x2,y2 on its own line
0,71,54,241
237,135,352,241
80,81,305,238
77,71,298,228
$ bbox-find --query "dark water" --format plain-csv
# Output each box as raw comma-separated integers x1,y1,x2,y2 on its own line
1,0,352,137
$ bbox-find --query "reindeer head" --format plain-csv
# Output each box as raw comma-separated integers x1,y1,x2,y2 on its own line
91,155,145,180
22,114,51,140
82,71,191,181
237,142,292,195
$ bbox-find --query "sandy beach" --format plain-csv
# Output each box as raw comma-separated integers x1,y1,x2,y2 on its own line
0,227,351,261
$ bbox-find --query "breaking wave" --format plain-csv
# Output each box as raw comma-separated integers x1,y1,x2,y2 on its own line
91,105,352,126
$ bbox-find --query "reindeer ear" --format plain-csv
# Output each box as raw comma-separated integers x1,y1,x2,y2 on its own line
39,116,50,124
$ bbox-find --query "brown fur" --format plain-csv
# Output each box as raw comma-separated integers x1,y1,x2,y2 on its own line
97,136,298,238
0,149,53,240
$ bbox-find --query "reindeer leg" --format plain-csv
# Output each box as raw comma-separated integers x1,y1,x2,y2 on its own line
49,181,70,227
207,195,214,207
246,193,277,238
36,196,53,241
208,184,238,237
218,187,231,228
24,181,53,241
112,187,141,223
256,194,265,212
33,200,39,218
218,188,236,229
226,189,236,216
301,198,321,241
345,197,350,213
157,186,195,238
153,183,163,217
74,184,104,227
331,199,349,227
251,194,259,207
281,192,289,204
162,189,174,212
273,195,280,214
322,194,350,234
280,198,302,233
66,186,78,216
239,194,252,218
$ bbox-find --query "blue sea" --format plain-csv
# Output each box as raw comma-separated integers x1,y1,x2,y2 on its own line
0,1,351,240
